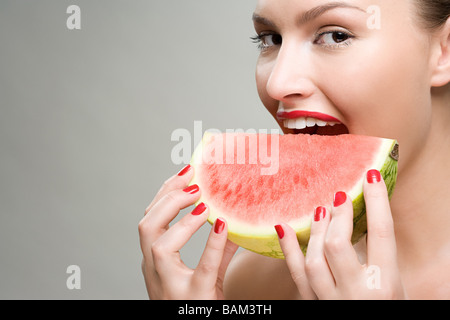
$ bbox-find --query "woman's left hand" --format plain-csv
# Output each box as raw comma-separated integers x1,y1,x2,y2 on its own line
276,169,407,300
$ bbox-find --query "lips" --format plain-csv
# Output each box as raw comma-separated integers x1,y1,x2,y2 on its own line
277,110,349,136
277,110,341,123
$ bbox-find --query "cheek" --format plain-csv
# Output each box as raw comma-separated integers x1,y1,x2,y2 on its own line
256,57,279,117
320,38,432,168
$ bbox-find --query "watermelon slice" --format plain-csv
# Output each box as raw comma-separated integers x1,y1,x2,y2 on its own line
189,132,398,259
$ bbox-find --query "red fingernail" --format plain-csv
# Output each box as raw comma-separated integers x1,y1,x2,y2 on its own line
191,202,207,215
177,164,191,176
314,206,326,222
183,184,199,194
214,218,226,234
334,191,347,207
367,169,381,184
274,225,284,239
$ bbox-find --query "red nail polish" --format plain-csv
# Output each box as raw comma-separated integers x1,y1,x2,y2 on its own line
314,206,326,222
177,164,191,176
274,225,284,239
214,218,226,234
191,202,207,215
334,191,347,207
183,184,199,194
367,169,381,184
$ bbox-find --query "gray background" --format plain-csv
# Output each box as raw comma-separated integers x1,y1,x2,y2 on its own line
0,1,278,299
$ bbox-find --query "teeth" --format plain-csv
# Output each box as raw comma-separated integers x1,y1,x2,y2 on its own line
286,119,296,129
285,119,304,129
296,118,306,129
315,120,327,127
306,118,316,128
283,117,339,130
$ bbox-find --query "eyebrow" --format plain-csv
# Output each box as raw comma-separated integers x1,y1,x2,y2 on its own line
252,1,365,27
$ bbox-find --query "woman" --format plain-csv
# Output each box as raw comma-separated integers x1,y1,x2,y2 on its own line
139,0,450,299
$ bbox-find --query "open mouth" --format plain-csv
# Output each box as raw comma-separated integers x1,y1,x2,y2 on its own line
277,110,349,136
282,117,349,136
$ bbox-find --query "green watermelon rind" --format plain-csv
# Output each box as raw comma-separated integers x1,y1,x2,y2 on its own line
350,143,398,247
190,134,399,259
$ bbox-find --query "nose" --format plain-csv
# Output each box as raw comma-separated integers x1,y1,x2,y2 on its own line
266,42,315,107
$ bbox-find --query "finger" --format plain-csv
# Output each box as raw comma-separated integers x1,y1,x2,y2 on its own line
364,169,397,268
139,184,202,253
324,194,363,286
153,202,209,256
193,218,237,286
304,206,335,297
145,164,194,215
150,202,209,279
217,240,239,283
276,223,317,300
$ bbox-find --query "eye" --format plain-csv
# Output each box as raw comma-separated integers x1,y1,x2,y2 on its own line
314,30,354,49
251,32,282,51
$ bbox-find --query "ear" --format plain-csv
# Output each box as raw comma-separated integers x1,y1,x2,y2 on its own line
430,18,450,88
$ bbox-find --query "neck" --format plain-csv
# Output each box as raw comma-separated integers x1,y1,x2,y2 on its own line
391,88,450,265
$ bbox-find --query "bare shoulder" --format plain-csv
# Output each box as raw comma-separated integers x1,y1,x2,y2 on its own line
223,250,299,300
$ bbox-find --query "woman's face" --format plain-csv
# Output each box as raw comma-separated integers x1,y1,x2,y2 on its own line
254,0,436,171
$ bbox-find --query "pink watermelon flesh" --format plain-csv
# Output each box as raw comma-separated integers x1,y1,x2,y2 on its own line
196,133,382,227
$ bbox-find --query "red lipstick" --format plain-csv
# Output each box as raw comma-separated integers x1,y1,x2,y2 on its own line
277,110,341,123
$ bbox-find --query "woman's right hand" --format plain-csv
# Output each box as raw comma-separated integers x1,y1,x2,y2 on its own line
138,164,239,300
